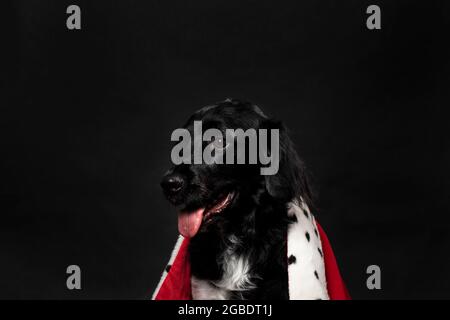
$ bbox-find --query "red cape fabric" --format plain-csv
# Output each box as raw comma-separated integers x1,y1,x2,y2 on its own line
154,222,350,300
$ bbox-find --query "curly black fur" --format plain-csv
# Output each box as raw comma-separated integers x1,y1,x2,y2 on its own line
161,99,314,299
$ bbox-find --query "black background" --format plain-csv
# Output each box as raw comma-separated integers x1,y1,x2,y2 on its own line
2,0,450,299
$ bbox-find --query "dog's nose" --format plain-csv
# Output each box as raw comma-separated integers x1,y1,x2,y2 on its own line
161,174,185,195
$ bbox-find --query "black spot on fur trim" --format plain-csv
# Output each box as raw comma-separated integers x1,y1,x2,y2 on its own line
303,209,309,219
318,247,323,257
314,228,319,238
314,270,319,279
288,255,297,265
165,265,172,273
305,231,310,242
288,214,298,223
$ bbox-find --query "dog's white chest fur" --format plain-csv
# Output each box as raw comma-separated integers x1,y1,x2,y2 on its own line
192,236,254,300
191,276,230,300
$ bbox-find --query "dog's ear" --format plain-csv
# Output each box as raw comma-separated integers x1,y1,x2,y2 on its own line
261,119,313,206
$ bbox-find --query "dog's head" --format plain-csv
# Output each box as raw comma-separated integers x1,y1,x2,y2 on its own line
161,99,312,238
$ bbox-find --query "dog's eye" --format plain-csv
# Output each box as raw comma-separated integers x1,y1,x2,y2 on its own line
212,137,229,150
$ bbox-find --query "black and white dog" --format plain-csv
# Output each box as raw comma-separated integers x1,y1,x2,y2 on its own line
160,99,316,300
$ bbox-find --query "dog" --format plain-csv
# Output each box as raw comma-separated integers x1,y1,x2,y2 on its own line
160,99,314,300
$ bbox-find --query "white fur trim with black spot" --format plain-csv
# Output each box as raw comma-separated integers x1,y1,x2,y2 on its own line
287,201,329,300
151,235,185,300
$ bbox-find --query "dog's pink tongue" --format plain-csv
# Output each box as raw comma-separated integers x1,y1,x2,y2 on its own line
178,208,204,238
